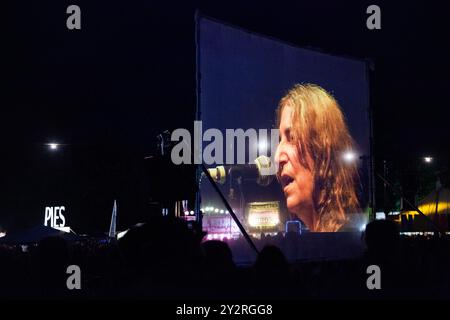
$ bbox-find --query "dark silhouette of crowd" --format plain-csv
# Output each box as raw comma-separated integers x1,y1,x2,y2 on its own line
0,218,449,300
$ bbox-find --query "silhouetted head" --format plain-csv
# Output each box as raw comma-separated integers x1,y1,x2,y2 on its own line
201,240,235,271
364,220,399,258
254,245,289,272
118,216,203,273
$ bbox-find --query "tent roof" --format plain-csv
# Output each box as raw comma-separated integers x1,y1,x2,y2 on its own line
0,225,78,244
404,188,450,216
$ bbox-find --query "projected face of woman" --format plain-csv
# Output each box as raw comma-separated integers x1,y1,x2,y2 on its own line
275,104,316,229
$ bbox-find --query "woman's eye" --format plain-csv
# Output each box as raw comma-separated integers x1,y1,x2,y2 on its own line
288,132,294,142
283,128,292,142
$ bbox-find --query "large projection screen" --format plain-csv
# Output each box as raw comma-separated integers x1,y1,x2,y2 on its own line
197,16,370,241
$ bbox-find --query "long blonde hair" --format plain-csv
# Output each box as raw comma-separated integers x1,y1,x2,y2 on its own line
277,84,360,232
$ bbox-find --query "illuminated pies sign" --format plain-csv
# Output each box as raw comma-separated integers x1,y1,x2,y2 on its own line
44,206,66,228
247,201,280,228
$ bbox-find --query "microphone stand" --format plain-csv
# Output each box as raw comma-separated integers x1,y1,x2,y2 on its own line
227,168,246,223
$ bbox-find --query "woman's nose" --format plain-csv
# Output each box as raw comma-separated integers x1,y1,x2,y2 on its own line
275,143,287,168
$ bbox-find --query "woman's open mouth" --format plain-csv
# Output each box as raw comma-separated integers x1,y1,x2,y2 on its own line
281,174,295,191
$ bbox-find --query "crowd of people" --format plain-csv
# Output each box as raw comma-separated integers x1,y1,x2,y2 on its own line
0,218,449,300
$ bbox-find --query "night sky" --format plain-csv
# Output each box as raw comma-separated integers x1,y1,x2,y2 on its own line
4,0,449,232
